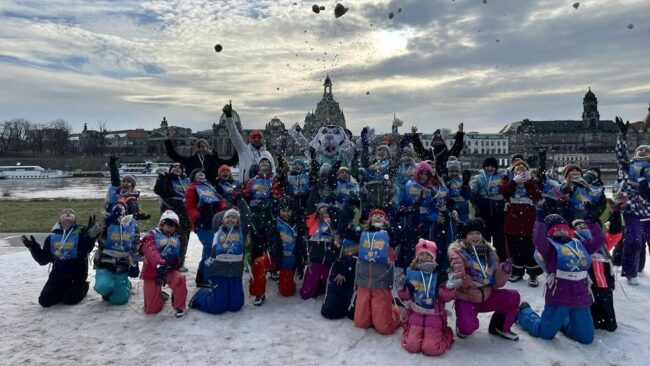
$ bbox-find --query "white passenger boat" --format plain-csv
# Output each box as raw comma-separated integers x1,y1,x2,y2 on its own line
0,165,73,179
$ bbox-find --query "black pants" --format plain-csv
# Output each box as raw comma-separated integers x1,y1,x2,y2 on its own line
321,273,355,320
39,277,89,308
507,234,542,277
589,262,617,331
178,225,190,267
477,204,506,261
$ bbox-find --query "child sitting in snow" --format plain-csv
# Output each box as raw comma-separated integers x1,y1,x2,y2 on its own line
448,219,520,341
93,203,140,305
139,210,188,317
190,208,247,314
398,239,455,356
22,209,102,307
517,212,604,344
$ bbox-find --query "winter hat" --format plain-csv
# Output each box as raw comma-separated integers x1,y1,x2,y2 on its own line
319,163,332,178
431,129,444,144
121,174,137,188
249,130,264,140
571,219,586,229
415,239,437,259
169,162,183,173
509,158,528,171
510,153,525,164
460,218,485,238
291,159,306,169
218,164,231,175
159,210,180,227
315,202,329,214
446,156,461,173
563,164,582,180
337,165,350,174
59,208,77,227
223,208,240,220
544,214,569,236
634,145,650,161
278,196,295,210
195,139,210,150
189,168,205,181
483,157,498,169
368,208,389,222
376,145,392,158
402,146,415,159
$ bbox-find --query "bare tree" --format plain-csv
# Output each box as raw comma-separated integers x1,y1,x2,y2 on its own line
48,119,72,155
0,118,31,153
0,122,11,153
97,120,109,155
27,123,46,155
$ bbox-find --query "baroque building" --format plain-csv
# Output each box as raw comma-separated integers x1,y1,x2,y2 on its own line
302,75,347,139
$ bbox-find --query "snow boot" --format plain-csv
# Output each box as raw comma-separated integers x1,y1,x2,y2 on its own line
175,307,189,318
456,327,469,339
488,313,505,335
161,291,170,302
528,275,539,288
627,277,640,285
492,329,519,341
254,295,266,306
508,274,523,283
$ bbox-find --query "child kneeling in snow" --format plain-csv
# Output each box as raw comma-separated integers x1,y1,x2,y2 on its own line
448,219,520,341
22,209,102,307
353,209,401,335
517,212,604,344
140,210,188,317
191,209,247,314
398,239,454,356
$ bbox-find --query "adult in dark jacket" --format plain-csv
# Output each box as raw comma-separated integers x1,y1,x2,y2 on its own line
411,123,465,177
153,162,191,269
22,209,102,307
164,134,238,185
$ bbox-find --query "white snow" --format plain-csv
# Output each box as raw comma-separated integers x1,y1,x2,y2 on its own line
1,234,649,366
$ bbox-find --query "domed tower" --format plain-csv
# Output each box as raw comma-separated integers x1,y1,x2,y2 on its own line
582,87,600,128
303,74,347,139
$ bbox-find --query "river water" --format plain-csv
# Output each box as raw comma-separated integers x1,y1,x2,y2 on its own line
0,177,617,200
0,177,158,200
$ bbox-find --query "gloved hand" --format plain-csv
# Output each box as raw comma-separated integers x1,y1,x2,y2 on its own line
501,258,512,274
308,147,317,161
222,103,233,118
360,127,369,147
134,212,151,221
128,265,140,278
462,170,472,186
21,235,40,250
156,263,170,286
87,215,96,229
512,172,529,184
615,116,628,135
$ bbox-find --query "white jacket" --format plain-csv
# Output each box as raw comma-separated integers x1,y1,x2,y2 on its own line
224,116,273,183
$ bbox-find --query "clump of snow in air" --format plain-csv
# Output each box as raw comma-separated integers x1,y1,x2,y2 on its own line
214,44,222,52
334,3,348,18
573,2,579,9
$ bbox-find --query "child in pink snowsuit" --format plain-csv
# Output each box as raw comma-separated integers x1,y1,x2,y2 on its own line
448,219,520,340
140,210,188,317
399,239,455,356
353,209,401,335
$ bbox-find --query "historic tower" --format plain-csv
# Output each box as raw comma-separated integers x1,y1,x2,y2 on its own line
302,74,347,139
582,87,600,128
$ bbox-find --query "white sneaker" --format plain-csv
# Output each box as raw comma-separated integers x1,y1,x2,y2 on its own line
627,277,640,285
175,307,189,318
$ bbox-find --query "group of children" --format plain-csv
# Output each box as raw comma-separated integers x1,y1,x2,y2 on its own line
22,112,649,356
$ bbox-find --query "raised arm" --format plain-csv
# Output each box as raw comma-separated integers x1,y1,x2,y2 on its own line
615,117,630,171
449,123,465,158
164,138,191,167
109,155,120,187
411,126,432,161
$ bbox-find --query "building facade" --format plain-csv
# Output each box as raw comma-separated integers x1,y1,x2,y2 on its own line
302,75,347,139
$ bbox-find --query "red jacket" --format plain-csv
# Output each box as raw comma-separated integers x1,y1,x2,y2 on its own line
140,230,166,281
499,176,541,235
185,181,229,231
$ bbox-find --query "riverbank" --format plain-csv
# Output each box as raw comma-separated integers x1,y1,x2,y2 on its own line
0,199,160,232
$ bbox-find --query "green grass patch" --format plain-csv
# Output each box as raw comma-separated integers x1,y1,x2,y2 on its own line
0,199,160,233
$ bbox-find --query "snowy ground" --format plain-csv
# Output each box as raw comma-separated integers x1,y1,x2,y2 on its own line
1,234,649,366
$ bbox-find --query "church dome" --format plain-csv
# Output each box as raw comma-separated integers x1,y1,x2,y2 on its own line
584,87,596,101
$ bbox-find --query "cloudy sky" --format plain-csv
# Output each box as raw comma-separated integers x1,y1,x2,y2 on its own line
0,0,648,134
